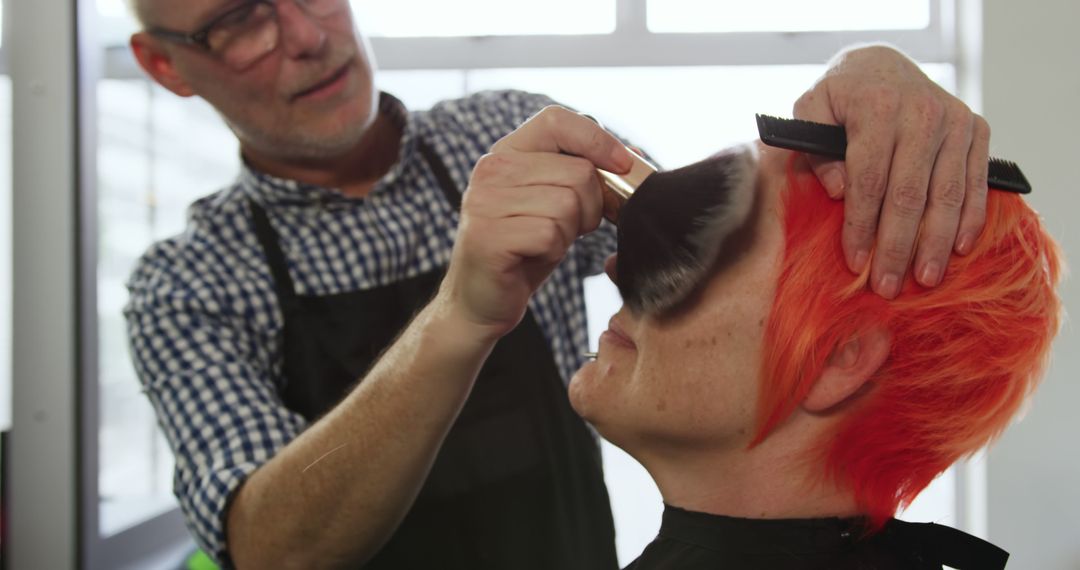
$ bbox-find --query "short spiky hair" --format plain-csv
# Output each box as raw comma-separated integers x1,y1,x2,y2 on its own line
755,155,1064,529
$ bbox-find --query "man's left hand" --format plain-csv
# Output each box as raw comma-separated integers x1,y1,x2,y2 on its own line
794,44,990,298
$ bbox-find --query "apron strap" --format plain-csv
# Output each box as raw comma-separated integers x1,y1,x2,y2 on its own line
888,519,1009,569
248,137,460,301
248,200,297,300
417,139,463,212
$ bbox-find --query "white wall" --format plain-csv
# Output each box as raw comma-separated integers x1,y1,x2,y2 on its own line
981,2,1080,568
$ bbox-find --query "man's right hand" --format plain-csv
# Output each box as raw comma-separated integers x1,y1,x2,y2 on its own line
438,106,634,339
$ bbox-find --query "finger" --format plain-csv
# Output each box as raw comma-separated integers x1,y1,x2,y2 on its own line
793,84,848,198
471,152,605,233
807,157,848,199
870,99,947,298
955,116,991,255
471,184,584,250
913,115,974,287
489,216,572,275
491,106,634,173
840,110,899,275
503,217,571,263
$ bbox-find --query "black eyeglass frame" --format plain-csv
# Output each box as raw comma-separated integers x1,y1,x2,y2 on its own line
147,0,275,51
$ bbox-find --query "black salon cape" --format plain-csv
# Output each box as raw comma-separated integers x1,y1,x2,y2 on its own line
623,505,1009,570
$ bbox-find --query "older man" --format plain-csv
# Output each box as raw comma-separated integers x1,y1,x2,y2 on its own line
570,142,1061,569
124,0,996,567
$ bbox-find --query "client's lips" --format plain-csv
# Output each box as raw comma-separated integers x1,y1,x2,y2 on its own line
291,63,349,101
600,316,636,350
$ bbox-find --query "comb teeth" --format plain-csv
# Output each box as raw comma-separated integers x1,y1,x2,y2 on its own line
755,114,1032,194
756,114,846,160
987,157,1031,194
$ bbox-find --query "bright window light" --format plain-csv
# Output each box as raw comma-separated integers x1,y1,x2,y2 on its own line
96,0,128,18
351,0,615,37
648,0,931,33
97,0,140,46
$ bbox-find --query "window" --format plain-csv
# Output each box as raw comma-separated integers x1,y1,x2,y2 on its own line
353,0,615,37
91,0,240,540
83,0,240,565
648,0,931,33
96,79,239,536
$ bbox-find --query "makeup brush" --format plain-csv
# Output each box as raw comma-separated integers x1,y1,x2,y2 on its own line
595,145,758,315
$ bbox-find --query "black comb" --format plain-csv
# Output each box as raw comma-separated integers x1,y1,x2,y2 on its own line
756,114,1032,194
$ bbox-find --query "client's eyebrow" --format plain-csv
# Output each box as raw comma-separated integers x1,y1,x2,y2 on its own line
615,144,759,315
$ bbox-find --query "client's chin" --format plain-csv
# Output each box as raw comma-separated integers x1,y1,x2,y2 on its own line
567,361,600,422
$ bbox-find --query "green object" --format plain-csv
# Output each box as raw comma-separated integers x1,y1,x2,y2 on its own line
185,549,219,570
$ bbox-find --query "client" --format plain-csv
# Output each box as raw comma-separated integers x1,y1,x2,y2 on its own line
569,142,1063,569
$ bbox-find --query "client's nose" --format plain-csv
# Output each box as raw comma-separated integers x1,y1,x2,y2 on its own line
604,254,618,284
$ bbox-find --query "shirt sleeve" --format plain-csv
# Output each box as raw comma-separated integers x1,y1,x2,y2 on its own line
124,241,306,568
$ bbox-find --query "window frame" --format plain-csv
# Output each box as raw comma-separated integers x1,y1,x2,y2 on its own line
79,0,194,568
104,0,953,78
370,0,951,70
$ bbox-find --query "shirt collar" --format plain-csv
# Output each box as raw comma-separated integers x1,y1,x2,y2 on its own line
657,504,866,556
237,91,417,208
655,504,1008,568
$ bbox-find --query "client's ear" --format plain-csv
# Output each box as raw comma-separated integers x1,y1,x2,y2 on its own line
803,327,891,413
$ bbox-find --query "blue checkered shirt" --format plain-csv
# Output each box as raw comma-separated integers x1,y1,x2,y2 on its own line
124,90,618,564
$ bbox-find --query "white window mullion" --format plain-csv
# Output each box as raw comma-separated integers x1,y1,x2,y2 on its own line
368,28,948,71
616,0,648,34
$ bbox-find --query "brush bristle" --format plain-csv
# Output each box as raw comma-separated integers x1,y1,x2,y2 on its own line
616,145,758,314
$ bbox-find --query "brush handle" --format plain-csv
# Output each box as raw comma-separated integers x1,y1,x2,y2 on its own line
596,149,659,224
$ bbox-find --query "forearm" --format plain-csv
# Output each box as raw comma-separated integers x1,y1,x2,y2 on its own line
226,295,498,569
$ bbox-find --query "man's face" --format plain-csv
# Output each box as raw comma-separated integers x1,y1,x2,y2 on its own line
569,143,789,457
141,0,377,161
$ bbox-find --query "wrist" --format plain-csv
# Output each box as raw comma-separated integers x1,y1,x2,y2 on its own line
422,290,507,352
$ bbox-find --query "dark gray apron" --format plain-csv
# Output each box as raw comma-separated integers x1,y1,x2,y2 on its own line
248,140,618,569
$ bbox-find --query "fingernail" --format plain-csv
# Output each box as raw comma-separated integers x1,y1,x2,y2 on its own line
956,233,973,255
851,250,870,273
878,273,901,299
918,261,942,287
823,169,846,197
611,147,633,171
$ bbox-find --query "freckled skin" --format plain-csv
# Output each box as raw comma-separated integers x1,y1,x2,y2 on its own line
569,142,789,457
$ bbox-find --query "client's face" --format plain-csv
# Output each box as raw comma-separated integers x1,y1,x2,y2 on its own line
569,142,789,454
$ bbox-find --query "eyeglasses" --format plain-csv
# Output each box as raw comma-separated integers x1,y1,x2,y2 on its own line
148,0,347,70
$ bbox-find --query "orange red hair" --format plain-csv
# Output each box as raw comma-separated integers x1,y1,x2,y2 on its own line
755,155,1064,528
